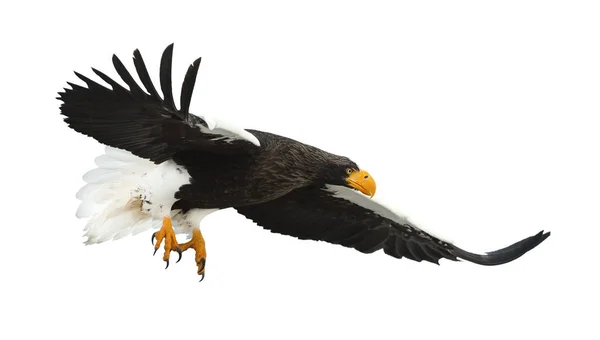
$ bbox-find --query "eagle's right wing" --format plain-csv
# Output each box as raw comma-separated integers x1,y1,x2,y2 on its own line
236,185,550,265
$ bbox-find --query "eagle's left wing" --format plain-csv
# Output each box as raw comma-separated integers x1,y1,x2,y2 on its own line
235,185,550,265
59,44,259,164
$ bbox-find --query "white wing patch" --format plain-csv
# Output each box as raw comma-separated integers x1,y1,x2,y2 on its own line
195,112,260,146
324,185,451,242
325,185,410,225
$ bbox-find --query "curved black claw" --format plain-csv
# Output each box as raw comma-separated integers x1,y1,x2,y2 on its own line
197,258,206,282
197,258,206,273
175,247,182,263
165,259,170,269
151,232,156,246
153,247,159,256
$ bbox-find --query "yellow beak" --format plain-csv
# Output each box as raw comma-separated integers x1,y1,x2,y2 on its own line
346,170,376,198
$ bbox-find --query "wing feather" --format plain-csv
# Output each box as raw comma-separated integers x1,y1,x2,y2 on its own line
91,68,129,94
159,43,177,113
74,71,110,91
112,54,147,98
133,48,162,100
180,58,201,116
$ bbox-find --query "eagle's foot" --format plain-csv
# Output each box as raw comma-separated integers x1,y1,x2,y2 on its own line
179,229,207,281
152,216,182,269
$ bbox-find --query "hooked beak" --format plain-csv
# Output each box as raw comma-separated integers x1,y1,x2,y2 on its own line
346,170,376,198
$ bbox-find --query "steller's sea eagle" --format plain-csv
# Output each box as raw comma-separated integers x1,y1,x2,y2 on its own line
58,44,550,281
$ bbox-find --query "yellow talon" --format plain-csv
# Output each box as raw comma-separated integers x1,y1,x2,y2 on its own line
179,229,207,279
152,216,181,267
151,218,206,278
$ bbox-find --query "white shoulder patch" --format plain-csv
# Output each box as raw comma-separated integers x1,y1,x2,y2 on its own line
324,185,411,226
324,185,452,242
195,112,260,146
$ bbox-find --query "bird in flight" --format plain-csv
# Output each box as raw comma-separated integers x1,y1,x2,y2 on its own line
58,44,550,281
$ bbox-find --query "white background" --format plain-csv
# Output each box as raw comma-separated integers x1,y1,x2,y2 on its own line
1,1,599,339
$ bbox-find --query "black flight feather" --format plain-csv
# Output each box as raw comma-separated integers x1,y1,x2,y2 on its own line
159,43,177,113
180,58,201,118
421,245,441,265
406,242,425,262
91,68,129,94
133,49,162,101
112,54,147,98
74,71,110,91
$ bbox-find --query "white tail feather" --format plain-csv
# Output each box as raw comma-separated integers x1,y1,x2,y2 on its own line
76,146,180,244
75,146,214,245
94,154,132,169
84,203,158,244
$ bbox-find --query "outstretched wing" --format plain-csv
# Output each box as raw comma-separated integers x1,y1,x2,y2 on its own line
235,185,550,265
58,44,260,163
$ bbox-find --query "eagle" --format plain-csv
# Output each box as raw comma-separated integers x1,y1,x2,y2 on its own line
58,44,550,281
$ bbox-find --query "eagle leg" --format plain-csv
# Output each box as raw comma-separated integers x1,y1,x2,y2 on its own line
152,216,182,269
178,229,207,281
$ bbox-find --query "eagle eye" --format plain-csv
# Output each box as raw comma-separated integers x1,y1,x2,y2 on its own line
346,168,354,175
